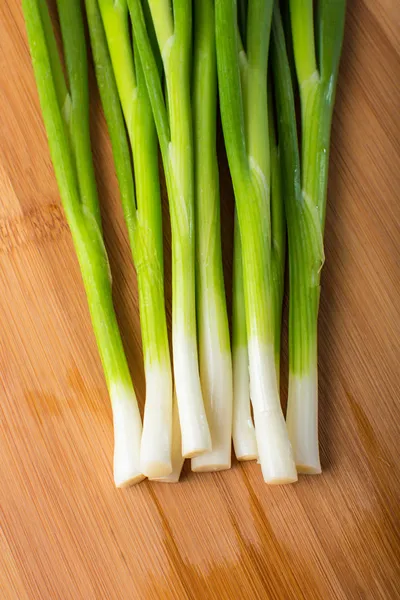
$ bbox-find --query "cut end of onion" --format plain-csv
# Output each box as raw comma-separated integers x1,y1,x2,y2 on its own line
115,472,146,488
151,472,182,483
248,340,297,485
192,338,232,472
254,408,298,484
233,345,258,462
110,382,144,487
140,364,173,478
296,464,322,475
265,474,298,485
191,449,231,472
143,460,172,479
237,452,258,462
182,446,208,459
287,369,321,475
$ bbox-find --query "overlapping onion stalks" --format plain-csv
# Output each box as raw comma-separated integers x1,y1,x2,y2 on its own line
23,0,345,487
22,0,143,487
274,1,346,473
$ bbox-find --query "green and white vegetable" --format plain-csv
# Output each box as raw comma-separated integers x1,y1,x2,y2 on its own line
272,1,346,473
22,0,345,488
191,0,232,472
232,214,257,461
216,0,297,484
129,0,212,458
232,25,286,464
231,14,257,462
85,0,173,479
22,0,143,487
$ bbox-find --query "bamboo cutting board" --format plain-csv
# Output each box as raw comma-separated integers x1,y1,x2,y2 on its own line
1,2,399,599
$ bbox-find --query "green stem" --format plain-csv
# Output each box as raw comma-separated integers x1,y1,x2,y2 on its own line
128,0,170,156
317,0,347,229
23,0,81,226
192,0,232,471
289,0,317,86
282,1,345,376
23,0,143,486
23,0,131,387
194,0,229,354
37,0,70,114
90,0,170,368
130,0,211,457
217,0,296,484
84,0,137,232
268,87,285,375
216,0,273,344
88,0,172,478
147,0,173,54
57,0,102,229
232,214,247,351
272,3,319,376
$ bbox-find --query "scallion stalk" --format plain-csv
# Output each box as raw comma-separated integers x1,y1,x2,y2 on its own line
232,213,257,461
129,0,212,458
231,15,257,462
85,0,173,479
231,60,286,465
190,0,233,472
22,0,144,487
272,1,345,473
216,0,297,484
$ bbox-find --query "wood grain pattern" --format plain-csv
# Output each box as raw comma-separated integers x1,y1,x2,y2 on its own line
1,2,399,598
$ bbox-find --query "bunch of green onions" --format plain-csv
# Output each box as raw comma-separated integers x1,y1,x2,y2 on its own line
22,0,345,487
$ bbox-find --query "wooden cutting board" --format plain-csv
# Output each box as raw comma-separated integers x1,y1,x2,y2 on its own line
1,2,399,599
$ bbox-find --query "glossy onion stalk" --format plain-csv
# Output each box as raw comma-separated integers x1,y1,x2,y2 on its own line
22,0,143,487
232,36,286,463
273,1,346,473
191,0,233,472
232,214,257,461
85,0,173,479
216,0,297,483
129,0,211,457
231,14,257,462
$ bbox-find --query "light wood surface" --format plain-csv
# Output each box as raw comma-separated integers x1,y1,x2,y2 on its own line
1,2,399,599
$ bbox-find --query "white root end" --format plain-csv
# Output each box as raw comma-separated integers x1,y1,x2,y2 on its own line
110,383,145,487
150,392,184,483
140,364,173,479
191,344,232,472
248,340,298,484
173,329,212,458
232,345,258,461
286,367,321,475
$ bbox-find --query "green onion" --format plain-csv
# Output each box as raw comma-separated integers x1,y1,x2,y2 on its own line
268,82,286,378
22,0,143,487
191,0,233,472
232,213,257,461
129,0,212,458
216,0,297,484
272,1,346,473
231,8,257,463
231,35,286,465
85,0,173,479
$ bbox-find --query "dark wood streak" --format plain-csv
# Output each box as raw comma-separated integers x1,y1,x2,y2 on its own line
0,205,68,253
